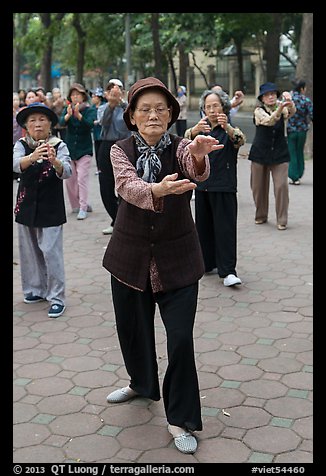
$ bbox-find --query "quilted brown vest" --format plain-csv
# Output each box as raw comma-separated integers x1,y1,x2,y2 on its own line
102,134,205,292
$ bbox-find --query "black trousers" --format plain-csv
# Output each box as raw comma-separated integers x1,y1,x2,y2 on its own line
94,140,102,170
111,275,202,432
98,140,119,226
176,119,187,138
195,190,238,278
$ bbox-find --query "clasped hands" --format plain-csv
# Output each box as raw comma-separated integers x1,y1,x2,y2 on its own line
31,143,57,165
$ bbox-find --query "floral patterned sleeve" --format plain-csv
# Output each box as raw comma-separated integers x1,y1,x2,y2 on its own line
254,107,282,126
110,143,163,212
176,138,210,181
255,104,296,126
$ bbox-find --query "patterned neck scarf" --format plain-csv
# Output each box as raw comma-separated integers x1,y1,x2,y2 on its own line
133,131,171,183
23,133,61,149
24,132,50,150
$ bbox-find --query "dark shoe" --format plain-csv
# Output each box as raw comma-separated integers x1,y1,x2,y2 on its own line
87,204,93,212
205,267,218,275
48,303,65,318
24,294,45,304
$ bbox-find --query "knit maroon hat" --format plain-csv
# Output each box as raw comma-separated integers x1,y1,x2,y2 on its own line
123,77,180,131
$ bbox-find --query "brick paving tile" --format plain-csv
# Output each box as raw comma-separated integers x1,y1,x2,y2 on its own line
13,147,313,464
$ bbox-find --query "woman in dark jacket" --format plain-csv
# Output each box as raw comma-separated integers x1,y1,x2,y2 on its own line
248,82,296,230
59,83,96,220
103,77,223,454
185,88,246,287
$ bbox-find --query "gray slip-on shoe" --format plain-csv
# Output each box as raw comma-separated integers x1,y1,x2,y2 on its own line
168,425,198,454
106,386,138,403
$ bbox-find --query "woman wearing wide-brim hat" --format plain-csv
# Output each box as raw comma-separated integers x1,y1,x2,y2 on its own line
102,76,224,454
248,82,296,230
13,102,72,318
59,82,97,220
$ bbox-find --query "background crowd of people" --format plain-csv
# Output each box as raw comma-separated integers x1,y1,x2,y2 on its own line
13,76,313,454
13,77,313,293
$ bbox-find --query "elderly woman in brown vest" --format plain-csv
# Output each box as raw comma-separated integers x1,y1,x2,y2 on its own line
103,77,223,454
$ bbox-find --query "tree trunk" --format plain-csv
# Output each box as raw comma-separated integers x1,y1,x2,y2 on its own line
296,13,313,100
73,13,86,84
40,40,53,91
151,13,164,83
178,42,189,89
38,13,66,91
296,13,313,159
39,13,52,91
13,44,20,91
168,54,178,94
265,13,282,82
234,37,244,90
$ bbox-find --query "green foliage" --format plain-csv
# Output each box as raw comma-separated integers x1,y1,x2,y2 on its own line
13,12,303,85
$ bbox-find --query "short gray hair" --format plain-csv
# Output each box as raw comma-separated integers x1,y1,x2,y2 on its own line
199,89,231,115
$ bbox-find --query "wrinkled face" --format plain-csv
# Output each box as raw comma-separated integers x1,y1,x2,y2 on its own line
261,91,277,107
130,90,172,145
204,93,223,126
25,113,52,141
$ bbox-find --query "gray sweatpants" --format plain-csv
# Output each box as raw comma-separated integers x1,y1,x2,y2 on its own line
17,224,65,305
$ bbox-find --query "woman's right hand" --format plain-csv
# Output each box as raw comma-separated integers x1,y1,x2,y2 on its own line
152,173,196,198
191,116,211,138
32,143,50,162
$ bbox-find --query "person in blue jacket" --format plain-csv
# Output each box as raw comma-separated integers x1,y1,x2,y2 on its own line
287,80,313,185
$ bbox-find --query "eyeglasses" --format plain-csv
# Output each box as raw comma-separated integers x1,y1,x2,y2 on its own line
204,104,222,111
135,107,170,116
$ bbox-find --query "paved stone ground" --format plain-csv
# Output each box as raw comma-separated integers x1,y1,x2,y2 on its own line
13,145,313,464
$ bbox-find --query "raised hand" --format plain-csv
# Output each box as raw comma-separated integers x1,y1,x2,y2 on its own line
188,134,224,159
191,116,211,136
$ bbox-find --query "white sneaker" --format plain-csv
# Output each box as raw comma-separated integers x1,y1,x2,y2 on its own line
102,226,114,235
77,210,87,220
223,274,242,286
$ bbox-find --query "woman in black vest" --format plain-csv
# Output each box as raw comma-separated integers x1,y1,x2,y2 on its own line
13,103,72,318
103,77,223,454
184,88,246,287
248,82,296,230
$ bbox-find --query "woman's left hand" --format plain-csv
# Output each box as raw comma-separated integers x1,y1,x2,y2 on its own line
46,144,57,165
188,134,224,159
